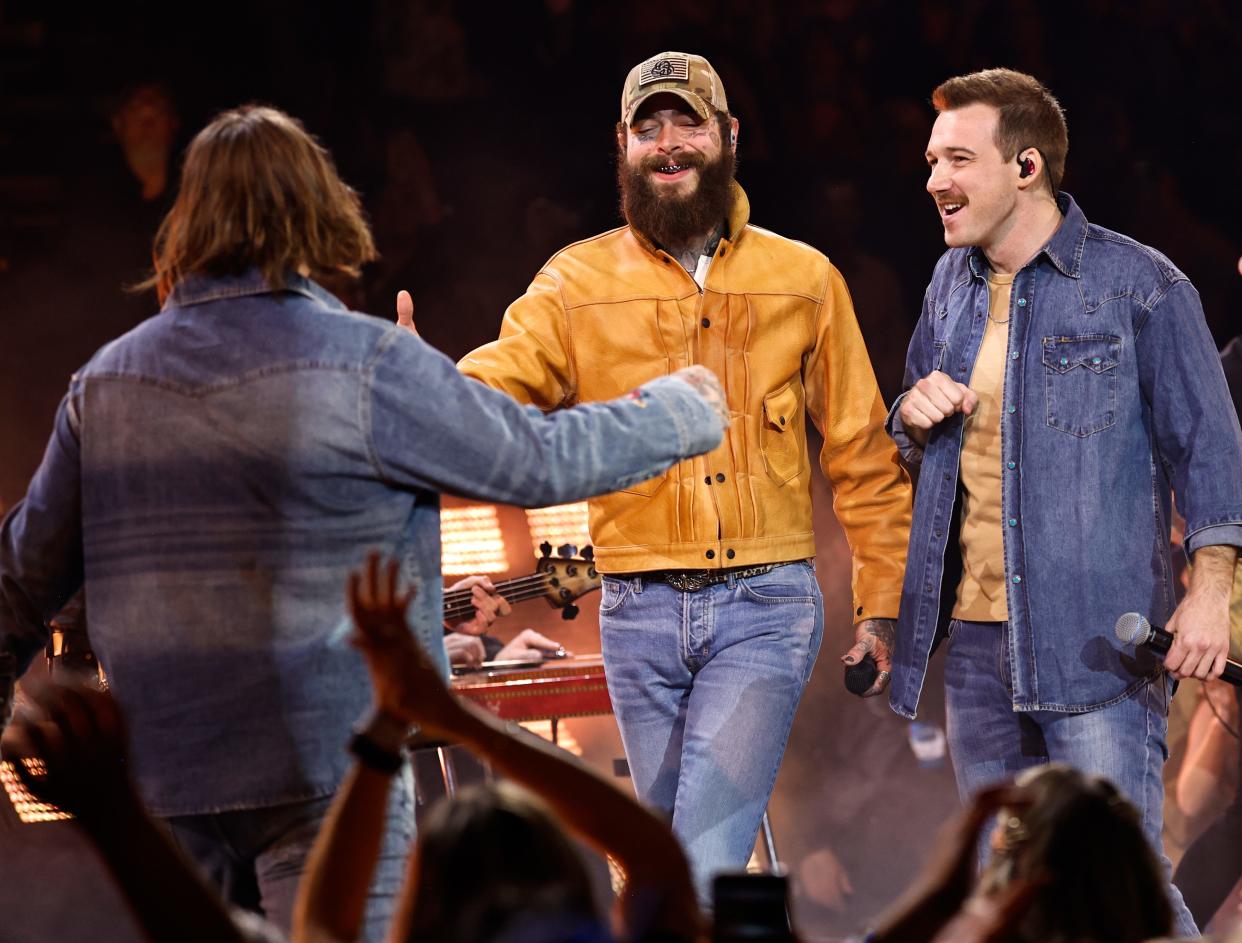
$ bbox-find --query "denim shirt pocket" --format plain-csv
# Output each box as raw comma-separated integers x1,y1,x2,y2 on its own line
761,381,803,484
1041,334,1121,437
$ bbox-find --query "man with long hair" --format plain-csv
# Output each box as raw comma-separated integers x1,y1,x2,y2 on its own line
0,104,728,937
887,68,1242,935
451,52,912,899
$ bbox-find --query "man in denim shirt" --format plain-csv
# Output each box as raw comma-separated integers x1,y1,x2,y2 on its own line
0,105,727,939
888,69,1242,934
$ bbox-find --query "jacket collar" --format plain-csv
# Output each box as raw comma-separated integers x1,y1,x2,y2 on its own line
967,191,1087,280
628,180,752,259
165,269,346,310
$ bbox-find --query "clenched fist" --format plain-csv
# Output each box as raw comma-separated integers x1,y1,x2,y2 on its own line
897,371,979,447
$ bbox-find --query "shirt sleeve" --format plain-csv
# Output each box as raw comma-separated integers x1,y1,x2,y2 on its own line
885,284,938,468
457,271,575,408
1137,278,1242,554
0,393,86,677
803,263,913,622
365,328,722,509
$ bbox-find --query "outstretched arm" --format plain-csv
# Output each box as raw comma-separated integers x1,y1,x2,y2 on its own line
315,554,704,942
1,678,248,943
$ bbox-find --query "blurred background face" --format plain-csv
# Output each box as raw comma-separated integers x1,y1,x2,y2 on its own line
924,103,1019,251
111,84,179,162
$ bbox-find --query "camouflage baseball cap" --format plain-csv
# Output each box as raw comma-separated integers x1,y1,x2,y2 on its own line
620,52,728,125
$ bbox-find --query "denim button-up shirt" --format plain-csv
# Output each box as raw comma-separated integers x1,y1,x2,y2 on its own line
0,271,721,815
887,194,1242,718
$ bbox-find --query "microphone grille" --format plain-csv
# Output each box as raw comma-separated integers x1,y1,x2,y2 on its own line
1114,612,1150,646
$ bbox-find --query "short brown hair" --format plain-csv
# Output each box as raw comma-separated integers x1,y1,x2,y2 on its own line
931,69,1068,195
146,105,377,301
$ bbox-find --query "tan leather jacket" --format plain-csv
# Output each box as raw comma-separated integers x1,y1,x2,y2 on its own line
460,184,912,621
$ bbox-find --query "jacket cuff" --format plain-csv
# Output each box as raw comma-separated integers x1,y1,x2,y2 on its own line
885,393,924,467
641,374,725,457
1184,522,1242,556
853,591,903,623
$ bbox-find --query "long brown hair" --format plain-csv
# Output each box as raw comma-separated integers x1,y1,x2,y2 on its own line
144,104,377,302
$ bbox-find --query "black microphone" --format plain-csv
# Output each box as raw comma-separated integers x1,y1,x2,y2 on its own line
844,653,879,695
1114,612,1242,686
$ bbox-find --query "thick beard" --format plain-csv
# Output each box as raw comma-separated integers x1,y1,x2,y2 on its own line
618,147,736,251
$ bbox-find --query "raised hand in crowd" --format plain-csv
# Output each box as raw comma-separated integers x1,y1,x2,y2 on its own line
869,784,1037,943
1,678,249,943
294,552,703,943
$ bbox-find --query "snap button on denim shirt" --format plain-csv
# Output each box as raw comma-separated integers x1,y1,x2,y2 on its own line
887,194,1242,718
0,270,722,816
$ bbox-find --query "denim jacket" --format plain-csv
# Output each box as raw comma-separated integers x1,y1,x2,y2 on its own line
887,194,1242,719
0,270,721,815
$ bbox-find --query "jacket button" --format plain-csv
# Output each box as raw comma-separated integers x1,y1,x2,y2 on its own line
1007,461,1016,469
701,318,711,328
726,549,736,559
779,416,786,425
856,606,864,616
715,473,725,482
1007,405,1016,414
705,549,716,560
1011,351,1019,360
1008,518,1017,527
1017,298,1027,307
704,476,712,485
1012,575,1022,584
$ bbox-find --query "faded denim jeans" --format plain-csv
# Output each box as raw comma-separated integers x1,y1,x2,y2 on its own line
944,619,1196,936
166,767,415,942
599,561,823,903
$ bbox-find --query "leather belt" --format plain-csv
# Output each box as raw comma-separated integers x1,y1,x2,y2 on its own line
618,561,793,593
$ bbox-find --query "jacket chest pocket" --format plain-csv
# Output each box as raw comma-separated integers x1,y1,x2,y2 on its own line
1041,334,1120,437
761,382,803,484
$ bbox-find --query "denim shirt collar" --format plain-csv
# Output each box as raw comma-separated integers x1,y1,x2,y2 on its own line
966,191,1087,281
166,269,346,311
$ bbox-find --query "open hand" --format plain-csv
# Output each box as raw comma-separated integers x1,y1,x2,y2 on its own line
444,632,486,668
348,552,462,736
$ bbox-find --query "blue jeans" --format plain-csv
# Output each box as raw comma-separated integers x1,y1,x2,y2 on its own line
599,561,824,902
165,766,415,941
944,619,1196,936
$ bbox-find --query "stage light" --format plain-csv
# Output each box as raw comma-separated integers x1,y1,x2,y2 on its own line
0,760,71,824
525,502,590,557
440,505,509,575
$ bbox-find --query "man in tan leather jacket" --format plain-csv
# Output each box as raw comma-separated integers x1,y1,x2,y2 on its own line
451,52,912,899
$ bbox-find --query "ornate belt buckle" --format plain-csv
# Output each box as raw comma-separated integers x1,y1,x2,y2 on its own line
666,570,711,592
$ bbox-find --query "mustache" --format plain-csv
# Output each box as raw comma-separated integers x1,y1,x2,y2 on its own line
637,152,707,172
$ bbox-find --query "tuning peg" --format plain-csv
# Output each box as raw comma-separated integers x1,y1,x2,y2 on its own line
561,604,580,620
557,544,576,559
539,541,552,558
581,545,594,561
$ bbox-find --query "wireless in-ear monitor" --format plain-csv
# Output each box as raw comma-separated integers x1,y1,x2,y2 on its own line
1019,156,1035,179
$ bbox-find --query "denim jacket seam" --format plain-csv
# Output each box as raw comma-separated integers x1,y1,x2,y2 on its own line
360,330,404,483
1014,669,1159,713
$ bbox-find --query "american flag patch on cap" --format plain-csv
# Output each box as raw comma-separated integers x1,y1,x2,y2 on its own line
639,55,690,86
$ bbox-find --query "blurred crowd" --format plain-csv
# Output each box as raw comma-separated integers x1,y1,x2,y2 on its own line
1,2,1241,940
2,0,1240,504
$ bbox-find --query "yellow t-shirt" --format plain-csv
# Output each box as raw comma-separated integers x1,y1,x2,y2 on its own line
953,272,1013,622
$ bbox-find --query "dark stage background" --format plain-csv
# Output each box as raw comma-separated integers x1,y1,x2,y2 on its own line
0,2,1239,939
